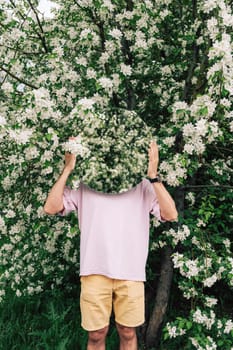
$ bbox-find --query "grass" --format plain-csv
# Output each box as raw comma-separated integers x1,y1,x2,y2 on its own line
0,286,158,350
0,288,82,349
0,287,118,350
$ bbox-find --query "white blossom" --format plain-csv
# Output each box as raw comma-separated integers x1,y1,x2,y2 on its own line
76,56,88,66
202,0,219,14
16,289,22,297
223,239,231,249
197,219,206,227
172,252,184,269
224,319,233,334
163,136,176,147
63,136,90,158
186,192,195,205
120,63,132,76
78,97,96,110
0,216,7,235
205,296,218,308
98,77,113,91
207,17,219,40
25,147,40,160
166,225,190,245
203,273,218,288
4,210,16,218
183,287,198,299
0,115,7,126
109,28,122,39
9,129,33,145
193,309,216,330
86,68,97,79
167,324,177,338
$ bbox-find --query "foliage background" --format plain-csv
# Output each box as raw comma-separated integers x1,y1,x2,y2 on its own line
0,0,233,349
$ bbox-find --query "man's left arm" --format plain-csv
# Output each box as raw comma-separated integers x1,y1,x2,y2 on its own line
147,141,178,221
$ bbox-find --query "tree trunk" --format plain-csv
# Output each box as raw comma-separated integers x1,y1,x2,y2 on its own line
145,186,184,348
145,245,173,348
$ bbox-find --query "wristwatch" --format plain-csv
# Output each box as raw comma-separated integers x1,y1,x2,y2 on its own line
148,175,162,183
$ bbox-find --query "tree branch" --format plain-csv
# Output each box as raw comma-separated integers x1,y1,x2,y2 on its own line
0,44,44,57
73,0,106,55
9,0,26,21
26,0,48,53
182,0,199,102
0,65,38,89
121,36,136,110
182,184,233,189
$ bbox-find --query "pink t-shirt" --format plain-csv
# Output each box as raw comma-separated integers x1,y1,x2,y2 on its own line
61,178,163,281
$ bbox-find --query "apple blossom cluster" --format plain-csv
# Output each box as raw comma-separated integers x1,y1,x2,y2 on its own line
193,309,216,330
63,137,90,158
165,224,190,246
190,336,217,350
159,154,189,186
165,311,233,349
172,250,233,288
182,118,222,155
166,323,186,338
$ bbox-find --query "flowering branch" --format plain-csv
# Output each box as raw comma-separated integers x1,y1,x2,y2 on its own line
0,65,38,89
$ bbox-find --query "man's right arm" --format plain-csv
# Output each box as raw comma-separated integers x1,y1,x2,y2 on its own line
43,153,76,215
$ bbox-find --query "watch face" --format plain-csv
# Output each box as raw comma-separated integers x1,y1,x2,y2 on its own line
64,109,154,193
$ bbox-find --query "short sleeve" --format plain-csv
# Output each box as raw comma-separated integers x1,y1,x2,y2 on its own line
143,179,164,221
59,186,80,216
150,196,162,220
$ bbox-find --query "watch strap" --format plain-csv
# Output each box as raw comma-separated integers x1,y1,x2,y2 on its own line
148,175,162,183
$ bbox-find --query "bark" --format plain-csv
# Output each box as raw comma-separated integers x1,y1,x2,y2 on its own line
145,245,173,348
145,186,185,348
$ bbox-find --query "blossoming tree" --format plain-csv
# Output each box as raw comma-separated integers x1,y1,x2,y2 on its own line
0,0,233,349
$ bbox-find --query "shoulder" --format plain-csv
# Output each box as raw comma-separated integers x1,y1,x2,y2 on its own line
141,178,157,199
64,181,83,196
141,178,152,191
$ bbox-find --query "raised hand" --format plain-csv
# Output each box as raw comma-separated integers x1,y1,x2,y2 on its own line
64,137,77,172
64,152,76,172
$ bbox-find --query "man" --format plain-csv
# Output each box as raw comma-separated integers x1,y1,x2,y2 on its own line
44,140,178,350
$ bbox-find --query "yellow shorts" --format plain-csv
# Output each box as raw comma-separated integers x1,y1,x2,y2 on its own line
80,275,145,331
